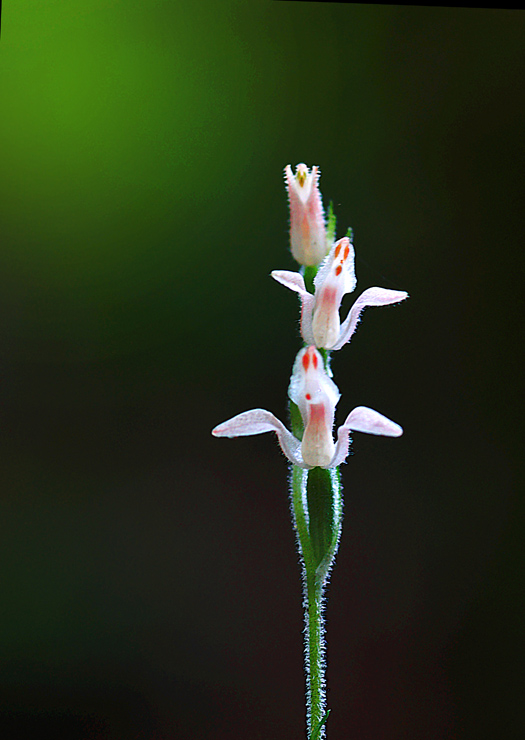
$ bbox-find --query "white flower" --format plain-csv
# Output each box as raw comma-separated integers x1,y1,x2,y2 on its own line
285,164,328,266
212,346,402,469
272,237,408,350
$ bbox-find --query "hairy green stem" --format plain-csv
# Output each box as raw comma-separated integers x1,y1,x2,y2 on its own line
305,571,326,737
291,464,343,739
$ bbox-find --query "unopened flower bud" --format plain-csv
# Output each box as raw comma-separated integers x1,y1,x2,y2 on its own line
285,164,328,266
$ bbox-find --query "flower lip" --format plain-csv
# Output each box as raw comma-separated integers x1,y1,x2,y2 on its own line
301,401,334,468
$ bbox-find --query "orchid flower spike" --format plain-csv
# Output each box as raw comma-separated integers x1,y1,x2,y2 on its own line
272,236,408,350
285,164,328,266
212,346,403,470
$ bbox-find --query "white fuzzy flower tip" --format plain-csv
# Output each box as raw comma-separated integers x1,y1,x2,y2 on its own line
285,164,327,266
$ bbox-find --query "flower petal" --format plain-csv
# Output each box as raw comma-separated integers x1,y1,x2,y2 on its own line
271,270,315,344
344,406,403,436
212,408,307,468
332,287,409,351
330,406,403,467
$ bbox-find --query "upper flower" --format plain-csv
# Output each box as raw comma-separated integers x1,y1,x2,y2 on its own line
272,236,408,350
212,346,402,469
285,164,328,266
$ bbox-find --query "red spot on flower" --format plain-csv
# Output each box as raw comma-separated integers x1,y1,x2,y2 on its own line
335,265,342,276
312,352,318,368
344,244,350,260
305,393,312,400
302,353,310,371
334,243,342,259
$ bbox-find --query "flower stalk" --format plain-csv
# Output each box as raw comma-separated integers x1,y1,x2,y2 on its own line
290,466,335,739
212,163,408,738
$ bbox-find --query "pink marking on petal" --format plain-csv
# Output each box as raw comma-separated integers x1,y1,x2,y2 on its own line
319,285,337,308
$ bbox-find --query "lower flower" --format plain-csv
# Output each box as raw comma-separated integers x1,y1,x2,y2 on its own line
212,346,402,469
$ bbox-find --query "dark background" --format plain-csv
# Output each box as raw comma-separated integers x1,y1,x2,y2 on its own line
0,2,523,738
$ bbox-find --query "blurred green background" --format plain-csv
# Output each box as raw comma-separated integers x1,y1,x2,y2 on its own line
0,2,523,738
